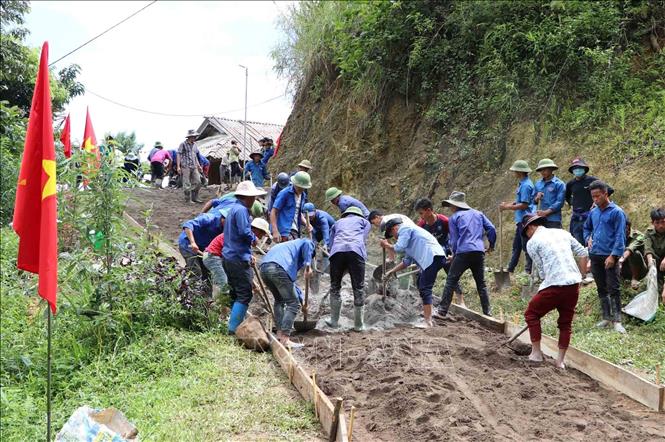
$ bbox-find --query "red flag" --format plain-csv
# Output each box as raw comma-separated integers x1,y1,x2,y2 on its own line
13,42,58,314
274,129,283,157
60,113,71,158
81,107,100,174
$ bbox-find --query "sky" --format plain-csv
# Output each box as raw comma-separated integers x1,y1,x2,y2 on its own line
24,0,294,157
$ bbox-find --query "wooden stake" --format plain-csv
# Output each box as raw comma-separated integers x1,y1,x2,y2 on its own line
347,406,356,442
312,371,319,418
656,364,661,385
499,306,504,321
329,397,343,442
513,312,519,325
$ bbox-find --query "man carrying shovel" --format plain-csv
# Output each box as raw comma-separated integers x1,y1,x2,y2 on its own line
259,238,316,348
522,213,588,369
381,218,448,328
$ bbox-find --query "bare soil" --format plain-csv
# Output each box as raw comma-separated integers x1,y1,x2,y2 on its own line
293,318,664,442
126,187,664,442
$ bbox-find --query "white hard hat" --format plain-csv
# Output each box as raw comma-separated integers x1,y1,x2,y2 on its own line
235,180,267,197
251,218,270,235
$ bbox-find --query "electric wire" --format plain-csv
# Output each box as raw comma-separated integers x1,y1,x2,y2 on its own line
49,1,158,67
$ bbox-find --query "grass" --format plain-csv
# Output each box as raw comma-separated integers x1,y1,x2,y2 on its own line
451,271,665,383
1,228,320,441
1,325,320,442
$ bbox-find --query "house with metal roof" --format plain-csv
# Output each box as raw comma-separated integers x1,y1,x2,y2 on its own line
195,116,283,184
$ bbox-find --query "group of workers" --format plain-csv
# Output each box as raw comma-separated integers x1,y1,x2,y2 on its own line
175,145,665,366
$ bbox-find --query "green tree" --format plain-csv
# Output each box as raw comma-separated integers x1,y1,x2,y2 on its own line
103,131,144,155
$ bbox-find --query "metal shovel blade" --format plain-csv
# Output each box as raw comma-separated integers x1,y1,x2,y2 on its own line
494,269,511,292
294,268,317,333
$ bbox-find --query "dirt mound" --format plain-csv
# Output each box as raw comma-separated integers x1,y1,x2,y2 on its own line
294,318,664,442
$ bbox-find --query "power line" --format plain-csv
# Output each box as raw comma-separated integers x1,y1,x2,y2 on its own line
49,1,158,67
85,88,287,117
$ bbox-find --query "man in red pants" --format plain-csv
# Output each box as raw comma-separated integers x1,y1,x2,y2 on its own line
522,214,588,369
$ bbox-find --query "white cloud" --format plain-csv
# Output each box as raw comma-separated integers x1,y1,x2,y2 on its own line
25,0,294,156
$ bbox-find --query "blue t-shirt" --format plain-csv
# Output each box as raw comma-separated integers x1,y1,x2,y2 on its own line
272,184,307,237
534,176,566,222
337,195,369,218
515,177,536,223
261,239,314,281
178,213,224,254
222,199,255,262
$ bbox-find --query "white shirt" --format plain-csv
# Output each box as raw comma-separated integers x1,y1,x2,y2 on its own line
379,213,415,231
291,193,302,231
526,226,588,291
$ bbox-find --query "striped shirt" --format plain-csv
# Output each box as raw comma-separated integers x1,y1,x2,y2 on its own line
178,141,200,168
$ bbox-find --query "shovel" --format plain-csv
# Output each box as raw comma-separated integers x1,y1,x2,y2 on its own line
501,324,530,354
493,209,511,291
251,262,276,323
306,215,320,294
294,267,318,332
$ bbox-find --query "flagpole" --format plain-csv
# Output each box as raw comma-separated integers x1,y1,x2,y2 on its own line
47,308,52,441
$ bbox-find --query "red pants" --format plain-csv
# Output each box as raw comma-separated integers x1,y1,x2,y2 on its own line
524,284,579,349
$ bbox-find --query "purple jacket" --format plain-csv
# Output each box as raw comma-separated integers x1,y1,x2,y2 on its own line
329,215,371,260
449,209,497,254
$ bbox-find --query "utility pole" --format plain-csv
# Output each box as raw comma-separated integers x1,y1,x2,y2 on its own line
239,64,248,162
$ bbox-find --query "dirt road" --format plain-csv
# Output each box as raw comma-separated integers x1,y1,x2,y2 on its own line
294,319,664,442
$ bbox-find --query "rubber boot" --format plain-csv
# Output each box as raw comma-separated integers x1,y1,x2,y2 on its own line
227,302,248,334
191,189,203,203
184,190,191,203
325,297,342,328
353,305,365,332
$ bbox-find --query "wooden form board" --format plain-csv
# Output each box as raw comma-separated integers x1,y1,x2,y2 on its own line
122,211,186,267
450,303,664,412
270,335,349,441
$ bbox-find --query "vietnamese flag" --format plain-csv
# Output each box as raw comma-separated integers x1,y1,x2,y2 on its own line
60,113,71,158
13,42,58,314
82,107,100,166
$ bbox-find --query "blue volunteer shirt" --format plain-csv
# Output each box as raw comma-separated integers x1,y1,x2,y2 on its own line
262,238,315,282
337,195,369,218
168,149,177,164
261,147,275,165
222,199,255,262
515,177,536,223
267,183,287,213
272,184,307,237
244,161,270,188
196,152,210,167
449,209,497,254
311,209,336,247
178,212,224,254
583,202,626,257
534,176,566,222
393,224,445,270
329,215,371,260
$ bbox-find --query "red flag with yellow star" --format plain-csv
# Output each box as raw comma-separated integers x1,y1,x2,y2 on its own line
60,113,71,158
82,107,100,166
13,42,58,314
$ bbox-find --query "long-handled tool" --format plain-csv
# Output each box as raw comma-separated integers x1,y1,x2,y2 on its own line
306,215,320,294
251,262,276,322
493,208,511,291
502,324,529,354
382,248,387,297
294,267,318,332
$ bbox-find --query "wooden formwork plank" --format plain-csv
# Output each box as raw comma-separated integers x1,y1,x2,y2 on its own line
503,321,664,412
270,335,350,441
449,303,505,333
122,211,185,267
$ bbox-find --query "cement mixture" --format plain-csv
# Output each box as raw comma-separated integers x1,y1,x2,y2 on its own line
293,318,664,441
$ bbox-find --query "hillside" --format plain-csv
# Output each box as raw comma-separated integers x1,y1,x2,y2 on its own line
271,1,665,241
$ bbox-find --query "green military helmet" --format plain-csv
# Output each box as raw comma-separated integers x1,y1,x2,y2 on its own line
342,206,364,217
251,201,264,217
535,158,558,171
325,187,343,201
509,160,531,173
154,141,163,147
298,159,313,170
290,171,312,189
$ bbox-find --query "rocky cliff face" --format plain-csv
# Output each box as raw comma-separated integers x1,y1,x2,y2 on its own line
273,75,663,238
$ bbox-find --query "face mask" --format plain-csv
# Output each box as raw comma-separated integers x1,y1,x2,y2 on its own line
572,168,586,177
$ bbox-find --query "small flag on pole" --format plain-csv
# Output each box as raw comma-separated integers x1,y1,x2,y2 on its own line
60,113,71,158
13,41,58,314
273,129,283,158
